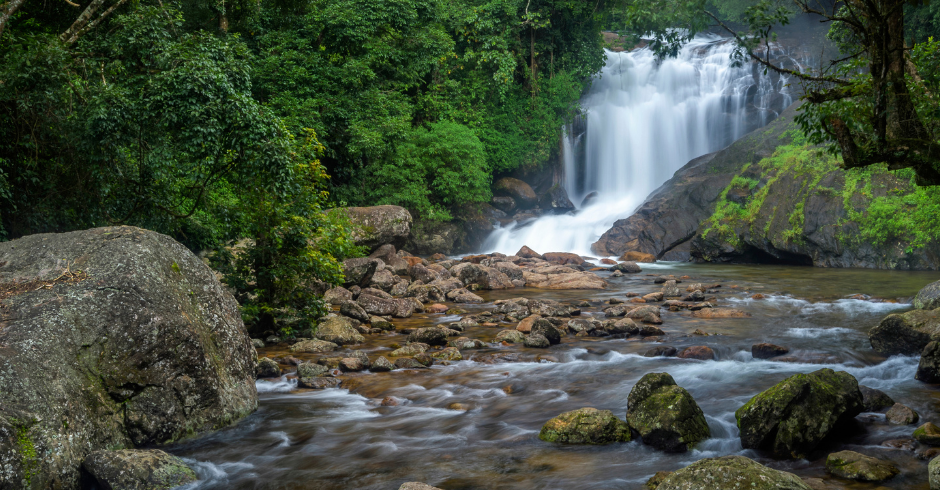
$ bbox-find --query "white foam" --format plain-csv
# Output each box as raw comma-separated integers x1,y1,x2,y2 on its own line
255,377,296,393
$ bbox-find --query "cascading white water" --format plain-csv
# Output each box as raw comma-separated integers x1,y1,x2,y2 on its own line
482,34,795,257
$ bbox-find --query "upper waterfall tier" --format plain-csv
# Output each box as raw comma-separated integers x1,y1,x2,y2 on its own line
483,34,801,257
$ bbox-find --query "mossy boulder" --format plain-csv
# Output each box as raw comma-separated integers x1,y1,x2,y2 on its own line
0,227,257,489
916,280,940,310
315,315,365,345
869,309,940,356
914,422,940,445
626,373,710,452
656,455,812,490
825,450,899,482
82,449,197,490
331,205,412,253
538,407,631,444
735,368,863,459
930,454,940,490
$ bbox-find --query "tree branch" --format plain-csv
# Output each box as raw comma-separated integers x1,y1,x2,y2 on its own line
705,11,851,86
0,0,27,40
64,0,127,44
60,0,106,44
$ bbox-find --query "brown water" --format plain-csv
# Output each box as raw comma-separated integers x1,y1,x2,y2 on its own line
170,263,940,490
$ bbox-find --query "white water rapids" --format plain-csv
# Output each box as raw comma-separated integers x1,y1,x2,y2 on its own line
483,34,796,257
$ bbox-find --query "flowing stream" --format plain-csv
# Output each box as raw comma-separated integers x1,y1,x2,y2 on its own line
483,34,797,256
171,264,939,490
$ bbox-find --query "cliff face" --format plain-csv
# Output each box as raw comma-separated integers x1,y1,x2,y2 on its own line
592,103,940,270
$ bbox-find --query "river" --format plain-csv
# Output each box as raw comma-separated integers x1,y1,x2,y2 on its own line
170,263,939,489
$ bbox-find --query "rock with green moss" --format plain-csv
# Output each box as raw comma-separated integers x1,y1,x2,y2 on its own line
431,347,462,361
538,407,631,444
656,455,812,490
870,309,940,356
645,471,673,489
82,449,197,490
626,373,710,453
916,281,940,310
825,450,899,482
914,422,940,445
315,315,365,345
0,227,257,489
735,368,863,459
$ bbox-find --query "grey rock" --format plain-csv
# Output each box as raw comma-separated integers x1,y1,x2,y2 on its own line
918,340,940,383
289,339,339,354
256,357,281,378
870,308,940,355
656,456,811,490
324,286,352,305
342,257,381,287
407,328,448,346
332,205,412,252
315,316,365,345
524,333,551,348
82,449,196,490
859,385,895,412
340,300,370,322
371,356,394,372
915,280,940,310
0,227,257,488
495,330,525,343
885,403,919,425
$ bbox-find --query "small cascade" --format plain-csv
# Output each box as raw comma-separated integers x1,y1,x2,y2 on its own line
482,34,800,257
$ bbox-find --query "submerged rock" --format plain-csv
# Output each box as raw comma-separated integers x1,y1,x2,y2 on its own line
859,385,895,412
825,450,899,482
869,308,940,355
538,407,631,444
735,368,863,459
677,346,715,360
82,449,197,490
752,343,789,359
655,455,811,490
626,373,710,452
0,227,258,488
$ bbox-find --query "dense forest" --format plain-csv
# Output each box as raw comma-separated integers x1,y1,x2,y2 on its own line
2,0,940,333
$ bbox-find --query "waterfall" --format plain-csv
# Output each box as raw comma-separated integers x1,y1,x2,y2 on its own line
482,34,796,257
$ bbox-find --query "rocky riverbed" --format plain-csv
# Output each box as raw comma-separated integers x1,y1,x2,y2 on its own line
166,250,940,490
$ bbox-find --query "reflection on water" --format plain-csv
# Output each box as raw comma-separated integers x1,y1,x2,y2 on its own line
170,263,940,490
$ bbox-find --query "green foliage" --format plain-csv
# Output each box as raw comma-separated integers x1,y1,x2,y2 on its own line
846,169,940,253
212,131,364,337
368,121,491,221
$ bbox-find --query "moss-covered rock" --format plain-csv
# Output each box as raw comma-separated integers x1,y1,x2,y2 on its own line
315,315,365,345
915,280,940,310
538,407,631,444
0,227,257,489
626,373,710,453
331,205,412,253
930,454,940,490
825,450,899,482
914,422,940,446
870,308,940,356
82,449,197,490
735,368,863,459
656,455,812,490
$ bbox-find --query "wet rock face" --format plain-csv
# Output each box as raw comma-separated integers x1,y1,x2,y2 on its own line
82,449,197,490
825,450,899,482
332,205,413,253
626,373,710,453
0,226,257,489
538,407,631,444
917,340,940,383
538,185,575,214
735,368,863,459
869,309,940,355
656,456,812,490
859,385,894,412
493,177,538,209
915,280,940,310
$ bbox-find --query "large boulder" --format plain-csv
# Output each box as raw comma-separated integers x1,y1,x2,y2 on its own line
342,257,381,288
538,407,631,444
493,177,537,209
332,205,412,252
735,368,863,459
869,308,940,355
626,373,710,452
315,315,365,345
452,263,513,290
0,226,257,489
656,456,812,490
82,449,197,490
916,280,940,310
526,272,607,289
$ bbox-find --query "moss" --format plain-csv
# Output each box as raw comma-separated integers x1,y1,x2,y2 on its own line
14,422,38,487
170,261,181,275
782,201,805,243
538,407,631,444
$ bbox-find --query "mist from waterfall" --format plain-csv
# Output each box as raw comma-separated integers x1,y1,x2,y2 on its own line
482,34,796,257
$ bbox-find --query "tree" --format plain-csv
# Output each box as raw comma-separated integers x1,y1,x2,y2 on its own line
625,0,940,185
